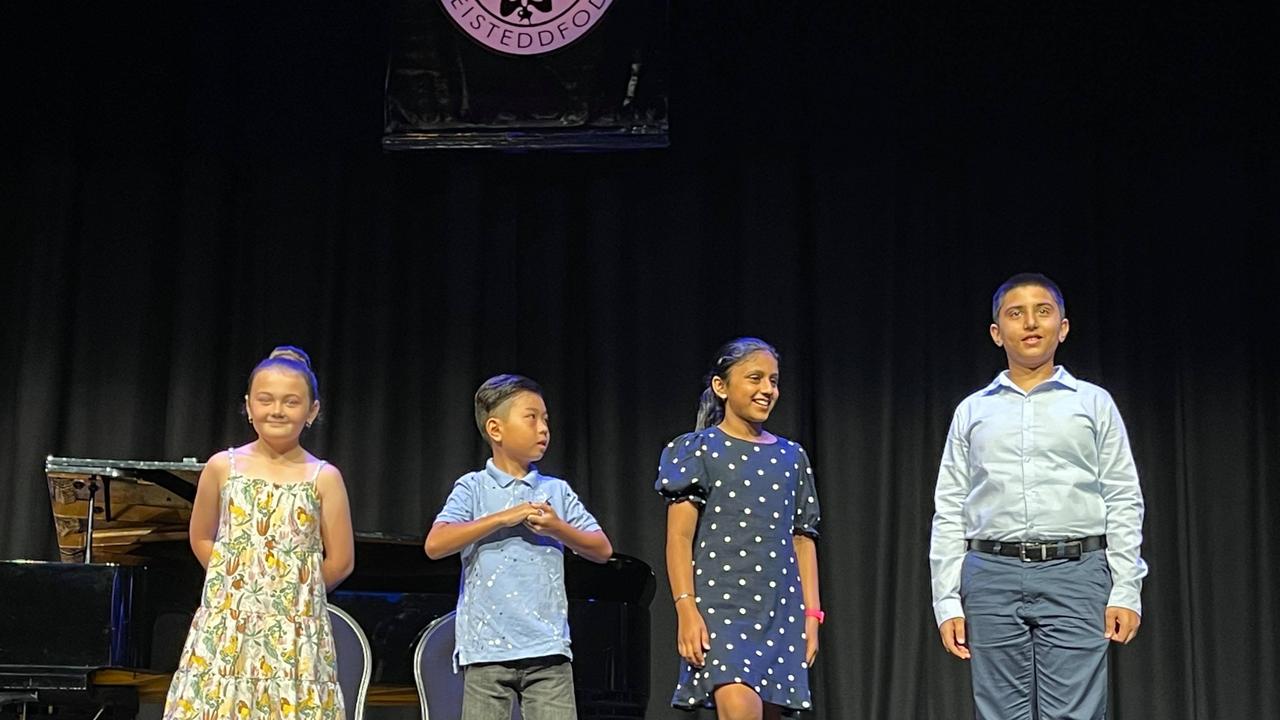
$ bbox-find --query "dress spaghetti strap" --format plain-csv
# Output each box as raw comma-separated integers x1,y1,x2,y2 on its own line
227,446,238,475
309,460,328,484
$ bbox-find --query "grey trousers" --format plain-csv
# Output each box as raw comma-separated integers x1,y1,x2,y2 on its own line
961,550,1112,720
461,655,577,720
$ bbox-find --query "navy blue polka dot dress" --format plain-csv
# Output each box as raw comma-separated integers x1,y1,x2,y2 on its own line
655,427,822,714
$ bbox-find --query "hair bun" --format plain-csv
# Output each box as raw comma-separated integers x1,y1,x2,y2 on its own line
268,345,312,369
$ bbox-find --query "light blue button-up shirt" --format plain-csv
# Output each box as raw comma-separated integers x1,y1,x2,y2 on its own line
929,366,1148,626
435,459,601,668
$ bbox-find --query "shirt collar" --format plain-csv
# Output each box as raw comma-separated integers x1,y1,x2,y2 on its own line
485,458,538,488
984,365,1078,395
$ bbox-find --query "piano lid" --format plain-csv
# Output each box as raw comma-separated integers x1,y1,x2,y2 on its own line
45,456,204,564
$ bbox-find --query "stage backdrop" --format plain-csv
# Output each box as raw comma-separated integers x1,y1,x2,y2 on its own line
2,2,1277,718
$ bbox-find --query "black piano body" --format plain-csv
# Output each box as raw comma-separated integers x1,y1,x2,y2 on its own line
0,457,654,718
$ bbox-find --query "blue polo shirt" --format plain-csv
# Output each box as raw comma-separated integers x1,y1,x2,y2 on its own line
435,459,602,668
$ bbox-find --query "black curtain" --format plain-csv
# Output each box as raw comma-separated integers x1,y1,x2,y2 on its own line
2,2,1277,718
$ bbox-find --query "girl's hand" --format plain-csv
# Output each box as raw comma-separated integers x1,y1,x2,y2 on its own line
676,602,711,668
804,616,820,666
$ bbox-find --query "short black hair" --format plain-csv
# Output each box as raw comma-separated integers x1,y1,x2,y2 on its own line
991,273,1066,322
474,374,543,439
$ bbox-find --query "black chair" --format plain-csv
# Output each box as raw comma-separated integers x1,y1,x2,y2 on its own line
329,605,372,720
412,611,521,720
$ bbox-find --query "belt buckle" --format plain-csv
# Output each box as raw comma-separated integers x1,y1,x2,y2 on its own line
1019,543,1048,562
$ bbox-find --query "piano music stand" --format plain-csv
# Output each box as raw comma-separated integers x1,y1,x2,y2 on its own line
75,475,104,563
45,456,202,564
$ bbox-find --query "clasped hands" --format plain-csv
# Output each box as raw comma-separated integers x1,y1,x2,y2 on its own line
499,500,564,537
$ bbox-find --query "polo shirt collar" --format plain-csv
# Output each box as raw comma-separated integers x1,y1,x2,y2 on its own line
485,458,538,488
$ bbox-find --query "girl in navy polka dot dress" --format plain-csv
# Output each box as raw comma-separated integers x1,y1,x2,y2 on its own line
656,338,823,718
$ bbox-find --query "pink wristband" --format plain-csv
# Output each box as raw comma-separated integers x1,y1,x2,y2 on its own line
805,608,825,624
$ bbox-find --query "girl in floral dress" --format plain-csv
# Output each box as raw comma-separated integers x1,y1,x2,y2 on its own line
164,346,355,720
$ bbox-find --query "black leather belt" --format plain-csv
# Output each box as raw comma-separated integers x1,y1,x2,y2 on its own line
968,535,1107,562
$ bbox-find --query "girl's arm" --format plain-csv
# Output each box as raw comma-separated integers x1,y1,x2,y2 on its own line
189,452,228,568
316,466,355,592
792,533,822,665
666,501,709,668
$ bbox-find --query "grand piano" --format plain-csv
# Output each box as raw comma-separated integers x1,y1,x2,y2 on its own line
0,457,654,719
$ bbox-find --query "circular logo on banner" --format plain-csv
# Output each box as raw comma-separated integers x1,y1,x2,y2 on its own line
440,0,613,56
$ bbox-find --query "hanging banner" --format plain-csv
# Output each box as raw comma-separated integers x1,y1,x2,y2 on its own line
384,0,669,150
438,0,614,56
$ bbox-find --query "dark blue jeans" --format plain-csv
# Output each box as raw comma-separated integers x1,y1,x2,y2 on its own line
961,550,1112,720
461,655,577,720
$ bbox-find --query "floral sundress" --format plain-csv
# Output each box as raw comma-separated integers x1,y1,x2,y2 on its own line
163,448,343,720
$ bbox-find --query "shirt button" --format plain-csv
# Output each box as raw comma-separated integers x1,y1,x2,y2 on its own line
1022,457,1031,463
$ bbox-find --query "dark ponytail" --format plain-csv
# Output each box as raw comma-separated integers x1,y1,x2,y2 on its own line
695,387,722,432
694,337,779,430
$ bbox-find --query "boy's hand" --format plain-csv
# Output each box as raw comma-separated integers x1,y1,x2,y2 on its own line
1104,606,1141,644
939,616,970,659
498,502,541,528
523,502,565,537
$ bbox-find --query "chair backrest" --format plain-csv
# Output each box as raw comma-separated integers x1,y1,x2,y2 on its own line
329,605,372,720
412,611,521,720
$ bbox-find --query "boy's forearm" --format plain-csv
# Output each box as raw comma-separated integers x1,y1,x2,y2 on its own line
425,515,505,559
556,526,612,563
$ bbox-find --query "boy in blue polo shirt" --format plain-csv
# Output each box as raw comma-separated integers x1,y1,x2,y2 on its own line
425,374,613,720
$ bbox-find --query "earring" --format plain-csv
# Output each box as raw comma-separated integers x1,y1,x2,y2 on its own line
306,421,313,428
248,417,254,425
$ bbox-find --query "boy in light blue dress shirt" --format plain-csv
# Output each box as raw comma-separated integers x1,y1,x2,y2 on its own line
929,273,1148,720
425,374,613,720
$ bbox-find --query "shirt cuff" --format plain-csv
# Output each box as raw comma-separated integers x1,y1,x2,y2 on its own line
1106,588,1143,616
933,599,965,627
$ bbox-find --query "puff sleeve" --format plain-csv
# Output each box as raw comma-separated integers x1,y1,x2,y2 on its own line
654,431,710,505
791,444,821,537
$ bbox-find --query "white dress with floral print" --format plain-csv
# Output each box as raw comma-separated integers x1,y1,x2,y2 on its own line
163,449,343,720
